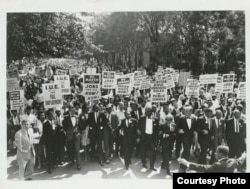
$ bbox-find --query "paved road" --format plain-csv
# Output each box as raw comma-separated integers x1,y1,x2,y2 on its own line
7,149,187,180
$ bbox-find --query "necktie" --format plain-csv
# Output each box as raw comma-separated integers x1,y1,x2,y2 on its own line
217,119,220,129
236,120,239,133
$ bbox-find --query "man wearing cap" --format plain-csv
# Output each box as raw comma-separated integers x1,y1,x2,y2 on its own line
139,107,159,171
195,108,215,164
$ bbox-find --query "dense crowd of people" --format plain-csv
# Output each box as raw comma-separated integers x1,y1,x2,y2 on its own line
7,63,247,180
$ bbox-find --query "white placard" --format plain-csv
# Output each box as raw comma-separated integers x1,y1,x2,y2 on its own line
199,74,218,84
215,76,223,93
9,90,24,110
185,79,200,98
7,78,19,92
222,74,234,93
54,75,71,95
102,71,116,89
151,80,167,103
42,83,63,109
86,67,97,74
237,82,246,99
82,74,101,102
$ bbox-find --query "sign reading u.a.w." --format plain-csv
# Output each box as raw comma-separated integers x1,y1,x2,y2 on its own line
54,75,71,95
102,71,116,89
9,90,24,110
42,83,63,109
82,74,101,102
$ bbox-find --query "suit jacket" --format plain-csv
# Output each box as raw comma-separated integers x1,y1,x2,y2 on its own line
138,107,145,117
177,115,196,143
62,115,79,141
118,118,138,144
225,118,246,146
139,116,159,143
88,111,105,138
189,156,246,172
42,119,57,146
131,110,141,121
103,112,119,132
14,129,35,160
211,117,225,145
196,116,215,145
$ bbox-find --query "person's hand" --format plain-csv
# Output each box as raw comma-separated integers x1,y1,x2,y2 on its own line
202,130,208,135
178,158,189,167
178,129,184,134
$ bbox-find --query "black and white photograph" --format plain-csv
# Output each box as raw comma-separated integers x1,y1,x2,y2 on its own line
1,0,249,189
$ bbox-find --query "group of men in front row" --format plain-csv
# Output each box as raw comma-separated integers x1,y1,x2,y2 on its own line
13,96,246,177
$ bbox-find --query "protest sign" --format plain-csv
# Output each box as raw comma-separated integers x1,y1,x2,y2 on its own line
86,67,97,74
9,90,24,110
102,71,116,89
69,68,78,75
215,76,223,93
222,74,234,93
162,74,175,89
178,72,191,86
116,76,132,95
7,69,19,78
55,68,68,75
172,72,179,83
185,79,200,97
237,82,246,99
139,79,151,90
42,83,63,109
82,74,101,102
134,71,147,89
7,78,19,92
151,80,167,102
54,75,71,95
199,74,218,84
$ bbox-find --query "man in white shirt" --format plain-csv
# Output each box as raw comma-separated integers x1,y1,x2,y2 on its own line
138,107,159,171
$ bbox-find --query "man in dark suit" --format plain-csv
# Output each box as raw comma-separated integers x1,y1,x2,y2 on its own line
160,114,176,175
225,109,246,158
62,106,81,170
117,112,138,170
210,109,225,164
177,105,196,172
195,108,214,164
42,109,57,174
103,104,119,163
178,145,246,172
138,107,159,171
88,104,105,165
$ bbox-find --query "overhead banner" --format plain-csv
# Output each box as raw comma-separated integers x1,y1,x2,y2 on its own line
215,76,223,93
7,78,19,92
55,69,68,75
82,74,101,102
222,74,234,93
42,83,63,109
199,74,218,84
102,71,116,89
237,82,246,100
185,79,200,97
151,80,167,102
9,90,24,110
54,75,71,95
178,72,191,86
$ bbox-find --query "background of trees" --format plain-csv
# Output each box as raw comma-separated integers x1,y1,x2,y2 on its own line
7,11,245,77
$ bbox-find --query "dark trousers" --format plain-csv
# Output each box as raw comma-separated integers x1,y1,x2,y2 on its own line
228,135,242,158
175,134,182,158
179,136,192,172
104,130,112,160
162,136,174,170
198,139,210,164
66,133,81,166
141,134,156,168
45,144,57,171
123,139,135,167
57,131,66,163
90,132,104,162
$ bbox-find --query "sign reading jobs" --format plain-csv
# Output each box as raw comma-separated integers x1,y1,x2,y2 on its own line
42,83,63,109
82,74,101,102
102,71,116,89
